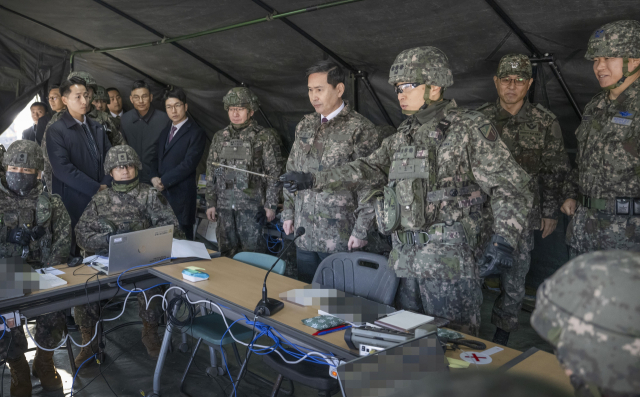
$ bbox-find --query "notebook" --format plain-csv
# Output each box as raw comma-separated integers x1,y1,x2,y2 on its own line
374,310,434,332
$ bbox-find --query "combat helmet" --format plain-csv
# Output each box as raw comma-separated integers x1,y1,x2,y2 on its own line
530,250,640,395
68,71,98,100
496,54,532,80
223,87,260,111
388,46,454,89
93,85,110,104
585,20,640,89
103,145,142,174
2,140,44,171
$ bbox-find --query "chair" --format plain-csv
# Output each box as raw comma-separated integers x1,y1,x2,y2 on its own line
262,252,398,396
179,252,291,396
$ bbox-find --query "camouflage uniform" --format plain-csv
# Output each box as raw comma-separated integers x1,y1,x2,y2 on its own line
0,143,5,180
0,140,71,361
75,145,184,328
565,20,640,257
205,88,283,257
531,250,640,397
312,47,533,336
41,72,125,192
477,54,570,332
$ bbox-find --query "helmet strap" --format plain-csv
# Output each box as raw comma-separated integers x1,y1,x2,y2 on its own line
231,117,252,130
603,57,640,90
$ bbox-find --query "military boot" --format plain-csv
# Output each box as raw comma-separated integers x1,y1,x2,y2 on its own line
7,354,32,397
141,320,162,358
31,348,63,391
74,325,98,368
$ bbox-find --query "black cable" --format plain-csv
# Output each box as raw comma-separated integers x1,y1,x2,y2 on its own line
0,332,14,397
167,295,196,328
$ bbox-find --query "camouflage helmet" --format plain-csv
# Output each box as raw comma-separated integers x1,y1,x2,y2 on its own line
496,54,532,79
388,46,454,88
585,20,640,60
103,145,142,174
530,250,640,395
2,140,44,171
93,85,110,104
223,87,260,111
67,71,98,91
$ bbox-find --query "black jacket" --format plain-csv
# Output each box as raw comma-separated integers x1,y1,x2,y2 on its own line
35,113,52,145
120,107,170,185
149,118,205,226
47,111,112,226
21,125,36,141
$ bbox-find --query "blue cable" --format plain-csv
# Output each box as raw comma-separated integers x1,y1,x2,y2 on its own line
70,353,96,396
116,258,176,293
220,317,244,397
0,316,6,341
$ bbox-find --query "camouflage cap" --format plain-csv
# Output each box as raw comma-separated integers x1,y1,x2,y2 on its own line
388,46,453,88
2,140,44,171
67,71,98,90
223,87,260,111
585,20,640,60
497,54,532,79
103,145,142,174
93,85,110,103
530,250,640,394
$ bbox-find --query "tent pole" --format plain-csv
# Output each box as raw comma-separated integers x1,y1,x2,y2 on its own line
251,0,394,127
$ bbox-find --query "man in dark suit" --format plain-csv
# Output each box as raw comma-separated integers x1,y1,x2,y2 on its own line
22,102,47,141
46,76,112,230
150,88,204,240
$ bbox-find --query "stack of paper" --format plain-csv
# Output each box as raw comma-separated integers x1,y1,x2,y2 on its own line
171,239,211,260
374,310,434,332
38,273,67,289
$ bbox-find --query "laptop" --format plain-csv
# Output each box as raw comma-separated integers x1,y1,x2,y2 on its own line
88,225,174,275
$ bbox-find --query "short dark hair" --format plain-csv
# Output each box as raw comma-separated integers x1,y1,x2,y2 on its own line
30,102,47,112
48,84,60,93
131,80,150,93
106,87,120,96
305,60,345,88
163,87,187,105
59,76,87,97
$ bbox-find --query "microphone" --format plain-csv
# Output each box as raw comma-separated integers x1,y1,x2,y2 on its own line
254,227,305,316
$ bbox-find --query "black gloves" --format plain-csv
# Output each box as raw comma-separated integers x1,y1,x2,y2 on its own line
30,226,46,241
478,235,515,278
254,208,268,226
275,172,314,194
7,226,31,246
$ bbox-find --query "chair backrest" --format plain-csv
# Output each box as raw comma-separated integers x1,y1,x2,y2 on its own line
311,252,399,306
233,252,286,275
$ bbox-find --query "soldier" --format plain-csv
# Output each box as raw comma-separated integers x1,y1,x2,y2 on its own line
562,20,640,256
92,85,109,112
279,47,532,336
281,60,379,283
476,54,570,346
0,140,71,396
74,145,184,364
205,87,283,258
42,71,125,192
531,250,640,397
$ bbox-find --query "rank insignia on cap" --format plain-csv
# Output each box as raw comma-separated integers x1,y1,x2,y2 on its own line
118,153,128,162
479,123,498,142
510,62,519,68
17,153,27,163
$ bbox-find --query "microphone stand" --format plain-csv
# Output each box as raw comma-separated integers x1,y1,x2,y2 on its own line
254,228,304,316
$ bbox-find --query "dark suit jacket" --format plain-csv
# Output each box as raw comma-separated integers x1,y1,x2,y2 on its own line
35,113,52,146
47,111,112,226
149,118,205,226
22,125,36,142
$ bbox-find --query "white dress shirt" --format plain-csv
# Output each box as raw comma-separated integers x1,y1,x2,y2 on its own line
321,101,345,122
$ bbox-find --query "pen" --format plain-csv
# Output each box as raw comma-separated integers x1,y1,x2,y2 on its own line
314,324,352,336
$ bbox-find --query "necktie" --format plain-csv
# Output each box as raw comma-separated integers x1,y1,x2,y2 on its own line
81,123,99,163
321,117,328,124
168,125,177,143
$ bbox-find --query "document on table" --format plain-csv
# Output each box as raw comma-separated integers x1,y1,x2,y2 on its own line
35,267,65,276
171,239,211,260
38,273,67,289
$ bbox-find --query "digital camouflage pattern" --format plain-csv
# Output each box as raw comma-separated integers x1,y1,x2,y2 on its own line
223,87,260,111
283,101,378,253
41,110,65,191
94,85,110,103
68,71,97,90
531,250,640,396
585,20,640,60
3,139,44,170
496,53,533,79
0,143,5,180
0,311,67,361
313,98,533,336
388,46,453,88
565,78,640,255
477,98,569,331
103,144,142,174
205,119,283,255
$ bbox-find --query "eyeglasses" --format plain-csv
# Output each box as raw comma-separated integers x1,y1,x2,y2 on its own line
132,94,150,102
499,77,528,87
48,96,60,101
166,103,184,111
394,83,420,94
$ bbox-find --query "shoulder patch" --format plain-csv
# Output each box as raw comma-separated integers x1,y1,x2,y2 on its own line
535,103,557,120
478,123,498,142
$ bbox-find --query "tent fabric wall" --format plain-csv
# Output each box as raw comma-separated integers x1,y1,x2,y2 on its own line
1,0,640,285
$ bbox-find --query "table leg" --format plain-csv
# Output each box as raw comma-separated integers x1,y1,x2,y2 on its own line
229,348,252,397
152,290,179,396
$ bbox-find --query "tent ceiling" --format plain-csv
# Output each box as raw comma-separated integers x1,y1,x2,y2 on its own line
1,0,639,148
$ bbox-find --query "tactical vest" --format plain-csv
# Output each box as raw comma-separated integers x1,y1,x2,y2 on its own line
372,111,485,247
217,138,254,191
0,192,54,265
